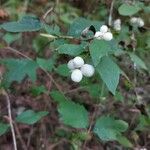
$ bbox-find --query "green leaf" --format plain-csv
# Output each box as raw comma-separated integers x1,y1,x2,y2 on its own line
33,36,49,52
129,53,147,70
43,24,60,35
136,115,150,131
117,135,133,148
55,64,70,77
93,116,128,141
30,85,47,96
16,110,49,125
96,56,121,95
50,91,89,128
0,59,38,85
36,57,54,71
68,17,104,37
84,84,101,98
57,43,87,56
60,12,78,24
1,15,42,32
118,3,141,16
89,40,117,66
114,91,124,102
58,100,89,128
50,90,67,103
0,123,9,136
3,33,21,44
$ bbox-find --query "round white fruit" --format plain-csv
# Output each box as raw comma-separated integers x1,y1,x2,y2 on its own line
94,31,103,39
81,64,95,77
130,17,138,24
100,25,108,33
137,18,144,27
73,56,84,68
103,32,113,41
67,59,75,70
71,69,83,82
114,24,121,31
114,19,121,31
114,19,121,25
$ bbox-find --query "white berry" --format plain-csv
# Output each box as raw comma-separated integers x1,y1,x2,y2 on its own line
114,19,121,25
100,25,108,33
103,32,113,41
73,56,84,68
71,69,83,82
81,64,95,77
67,59,75,70
94,31,103,39
137,18,144,27
130,17,138,25
114,19,121,31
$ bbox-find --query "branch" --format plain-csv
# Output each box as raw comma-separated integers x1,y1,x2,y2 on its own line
108,0,115,26
42,7,54,20
2,89,17,150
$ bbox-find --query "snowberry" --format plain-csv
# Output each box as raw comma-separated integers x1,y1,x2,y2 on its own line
103,32,113,41
94,31,103,39
130,17,138,24
71,69,83,82
67,59,75,70
130,17,144,27
137,18,144,27
73,56,84,68
100,25,108,33
81,64,95,77
113,19,121,31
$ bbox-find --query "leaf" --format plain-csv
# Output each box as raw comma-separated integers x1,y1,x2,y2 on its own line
129,53,147,70
93,116,128,141
16,110,49,125
50,90,67,103
68,17,104,37
117,135,133,148
50,91,89,128
58,100,89,128
89,40,117,66
118,3,141,16
43,24,60,35
114,91,124,102
1,15,42,32
84,84,101,98
31,85,47,96
136,115,150,131
36,57,54,71
0,59,38,85
57,43,87,56
0,122,9,136
3,33,21,44
96,56,121,95
33,36,49,52
60,12,78,24
55,64,70,77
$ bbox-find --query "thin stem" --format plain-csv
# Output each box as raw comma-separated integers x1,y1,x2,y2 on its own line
42,7,54,20
108,0,115,26
40,33,94,42
14,122,28,150
2,90,17,150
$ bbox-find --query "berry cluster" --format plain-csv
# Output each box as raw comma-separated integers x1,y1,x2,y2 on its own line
94,25,113,41
67,56,95,82
130,17,144,27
